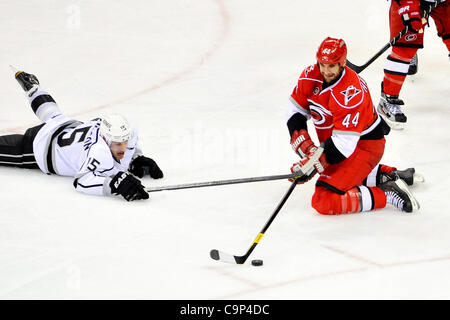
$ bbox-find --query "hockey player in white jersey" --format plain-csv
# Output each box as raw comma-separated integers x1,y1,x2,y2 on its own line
0,69,163,201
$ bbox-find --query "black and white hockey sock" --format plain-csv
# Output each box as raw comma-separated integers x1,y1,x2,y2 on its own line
27,85,62,123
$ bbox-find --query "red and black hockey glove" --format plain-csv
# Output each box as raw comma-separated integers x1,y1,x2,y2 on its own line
398,1,424,33
290,129,318,158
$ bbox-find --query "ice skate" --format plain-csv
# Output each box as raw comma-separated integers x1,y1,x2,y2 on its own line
379,179,420,213
407,54,418,75
380,167,425,186
377,82,407,130
12,66,40,93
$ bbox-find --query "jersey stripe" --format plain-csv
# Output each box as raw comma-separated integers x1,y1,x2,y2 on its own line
75,182,104,189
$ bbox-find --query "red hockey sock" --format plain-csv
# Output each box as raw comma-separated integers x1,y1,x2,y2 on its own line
383,73,406,96
370,186,387,210
312,187,359,215
312,186,388,215
383,47,418,96
379,164,396,174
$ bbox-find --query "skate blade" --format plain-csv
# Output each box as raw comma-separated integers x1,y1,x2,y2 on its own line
9,65,23,78
395,179,420,211
379,113,405,130
413,172,425,183
9,64,19,73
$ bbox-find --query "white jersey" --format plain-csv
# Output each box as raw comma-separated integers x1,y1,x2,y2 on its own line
32,114,142,196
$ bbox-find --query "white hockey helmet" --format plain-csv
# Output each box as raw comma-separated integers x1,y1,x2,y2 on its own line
99,114,132,145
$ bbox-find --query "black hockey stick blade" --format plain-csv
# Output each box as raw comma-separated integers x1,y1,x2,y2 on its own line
345,60,365,74
346,27,409,74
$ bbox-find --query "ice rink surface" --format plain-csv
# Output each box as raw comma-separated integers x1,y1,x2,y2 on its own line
0,0,449,299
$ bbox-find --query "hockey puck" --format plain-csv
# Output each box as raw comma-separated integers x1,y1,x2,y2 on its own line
251,259,263,266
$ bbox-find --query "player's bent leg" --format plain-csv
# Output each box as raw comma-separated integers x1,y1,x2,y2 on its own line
311,140,389,215
15,70,62,123
27,86,62,123
311,186,386,215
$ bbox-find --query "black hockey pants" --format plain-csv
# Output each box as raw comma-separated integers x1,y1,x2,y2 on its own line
0,124,44,169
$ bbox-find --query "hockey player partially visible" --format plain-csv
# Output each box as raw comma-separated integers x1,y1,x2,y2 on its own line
378,0,449,129
0,69,163,201
287,37,422,215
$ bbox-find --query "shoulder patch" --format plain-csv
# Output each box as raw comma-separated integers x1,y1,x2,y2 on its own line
330,72,365,109
339,85,361,105
304,64,315,77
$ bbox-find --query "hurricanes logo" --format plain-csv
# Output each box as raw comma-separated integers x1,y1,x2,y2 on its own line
305,65,315,77
309,103,333,127
340,85,361,105
405,34,417,41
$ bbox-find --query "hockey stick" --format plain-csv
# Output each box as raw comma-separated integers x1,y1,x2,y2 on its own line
210,178,298,264
210,147,323,265
145,172,301,192
346,2,439,74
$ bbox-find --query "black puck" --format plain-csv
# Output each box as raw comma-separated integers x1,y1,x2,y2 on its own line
251,259,263,266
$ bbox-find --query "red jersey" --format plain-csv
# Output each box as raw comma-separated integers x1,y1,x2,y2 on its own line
289,64,383,158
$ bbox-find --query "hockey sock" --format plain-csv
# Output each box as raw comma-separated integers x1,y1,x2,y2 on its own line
363,164,398,187
383,73,407,96
383,47,418,96
28,86,62,123
370,186,387,210
312,186,385,215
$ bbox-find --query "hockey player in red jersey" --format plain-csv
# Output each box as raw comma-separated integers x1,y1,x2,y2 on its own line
287,37,422,215
378,0,449,129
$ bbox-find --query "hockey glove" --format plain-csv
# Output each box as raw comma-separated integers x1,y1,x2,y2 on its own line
398,1,424,33
129,156,164,179
289,149,328,184
110,171,149,201
290,129,318,158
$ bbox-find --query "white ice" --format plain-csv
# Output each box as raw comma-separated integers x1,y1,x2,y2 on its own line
0,0,449,299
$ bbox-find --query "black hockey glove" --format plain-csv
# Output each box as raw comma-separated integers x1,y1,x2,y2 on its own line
129,156,163,179
110,171,149,201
